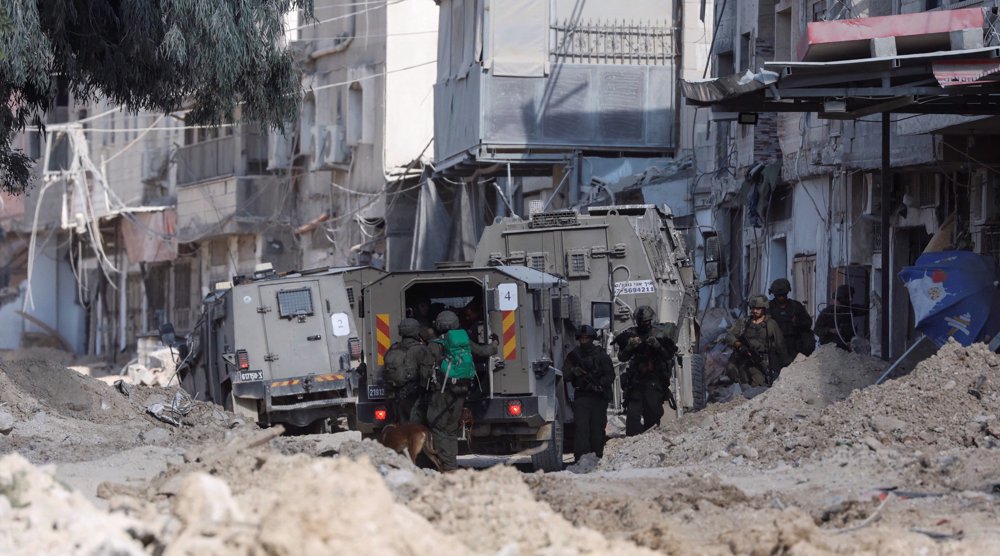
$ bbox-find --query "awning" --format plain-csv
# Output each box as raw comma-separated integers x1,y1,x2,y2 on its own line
933,59,1000,87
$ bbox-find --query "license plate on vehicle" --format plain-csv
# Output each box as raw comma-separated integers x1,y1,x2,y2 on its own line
239,370,263,382
367,384,386,400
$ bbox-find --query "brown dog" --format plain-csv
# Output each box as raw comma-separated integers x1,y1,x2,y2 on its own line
378,423,444,471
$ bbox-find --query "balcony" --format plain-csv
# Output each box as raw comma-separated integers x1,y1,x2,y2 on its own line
175,128,269,186
175,175,286,242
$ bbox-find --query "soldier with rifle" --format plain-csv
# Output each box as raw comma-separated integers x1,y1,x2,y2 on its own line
563,324,615,462
614,306,678,436
723,295,789,387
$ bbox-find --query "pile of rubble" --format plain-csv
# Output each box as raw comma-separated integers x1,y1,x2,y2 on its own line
600,344,885,470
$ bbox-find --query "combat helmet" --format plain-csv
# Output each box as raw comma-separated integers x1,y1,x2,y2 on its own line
434,310,460,332
633,305,656,324
398,318,422,339
575,324,598,339
748,295,768,309
768,278,791,297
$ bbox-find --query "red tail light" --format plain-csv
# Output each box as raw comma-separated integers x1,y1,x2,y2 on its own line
237,349,250,370
374,406,388,421
505,400,523,417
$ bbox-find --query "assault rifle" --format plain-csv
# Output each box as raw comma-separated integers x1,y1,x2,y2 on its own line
614,329,679,410
735,330,777,386
565,351,604,394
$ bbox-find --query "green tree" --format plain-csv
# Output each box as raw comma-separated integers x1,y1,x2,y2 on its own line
0,0,313,194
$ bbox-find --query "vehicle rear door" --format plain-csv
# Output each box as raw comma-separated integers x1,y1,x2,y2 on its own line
256,280,333,380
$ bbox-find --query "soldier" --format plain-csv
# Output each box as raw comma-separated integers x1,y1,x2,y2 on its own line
767,278,815,360
424,310,498,472
815,284,869,350
381,318,436,424
723,295,788,387
563,324,615,462
614,305,678,437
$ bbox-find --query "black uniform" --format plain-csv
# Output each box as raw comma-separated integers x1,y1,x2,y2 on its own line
563,343,615,460
768,297,815,359
615,324,678,436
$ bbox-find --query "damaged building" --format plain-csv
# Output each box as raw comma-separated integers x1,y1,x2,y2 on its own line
686,1,1000,358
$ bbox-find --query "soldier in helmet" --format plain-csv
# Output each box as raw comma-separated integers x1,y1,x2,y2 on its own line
767,278,815,360
424,310,498,471
614,305,678,436
563,324,615,461
381,318,436,424
723,295,788,387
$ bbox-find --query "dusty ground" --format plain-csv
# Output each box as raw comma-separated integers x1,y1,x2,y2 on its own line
1,342,999,554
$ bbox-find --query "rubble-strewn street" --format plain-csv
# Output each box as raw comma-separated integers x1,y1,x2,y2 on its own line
2,342,998,555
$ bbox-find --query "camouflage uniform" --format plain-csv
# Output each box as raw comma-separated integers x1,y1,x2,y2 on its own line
767,279,815,359
563,325,615,460
424,310,498,471
614,306,678,437
384,321,436,424
724,296,788,387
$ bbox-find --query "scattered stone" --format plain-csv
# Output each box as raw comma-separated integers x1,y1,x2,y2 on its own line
139,427,171,444
173,473,244,526
0,410,14,435
566,453,601,473
870,415,908,433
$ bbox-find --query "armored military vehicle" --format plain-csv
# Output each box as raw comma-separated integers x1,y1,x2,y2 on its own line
471,204,718,413
355,266,573,470
169,264,385,431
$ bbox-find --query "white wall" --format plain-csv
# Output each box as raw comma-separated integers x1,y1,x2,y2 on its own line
385,1,437,172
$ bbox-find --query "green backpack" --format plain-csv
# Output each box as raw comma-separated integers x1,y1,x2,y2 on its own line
435,329,476,381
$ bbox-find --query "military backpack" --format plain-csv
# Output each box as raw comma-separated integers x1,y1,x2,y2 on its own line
434,329,476,381
382,342,418,388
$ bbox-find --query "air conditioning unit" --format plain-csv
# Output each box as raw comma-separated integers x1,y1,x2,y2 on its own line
141,147,169,184
970,169,1000,225
267,132,294,171
861,173,881,217
309,124,348,171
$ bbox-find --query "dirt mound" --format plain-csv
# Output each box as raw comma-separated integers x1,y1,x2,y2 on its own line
0,358,242,466
0,358,134,424
0,454,149,555
600,344,884,470
408,465,656,554
771,341,1000,461
156,456,469,555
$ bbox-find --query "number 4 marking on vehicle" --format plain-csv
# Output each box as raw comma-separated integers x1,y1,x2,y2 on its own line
498,283,518,311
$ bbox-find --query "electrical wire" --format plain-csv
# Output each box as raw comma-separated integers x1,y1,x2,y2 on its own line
308,59,435,93
287,0,408,32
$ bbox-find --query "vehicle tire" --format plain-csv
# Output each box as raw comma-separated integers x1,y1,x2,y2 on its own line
531,394,565,472
690,354,708,411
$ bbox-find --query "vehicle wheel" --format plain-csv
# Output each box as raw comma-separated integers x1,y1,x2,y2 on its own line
690,354,707,411
531,394,564,472
226,392,260,424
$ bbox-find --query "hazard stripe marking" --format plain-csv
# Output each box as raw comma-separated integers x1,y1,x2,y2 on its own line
502,310,516,361
376,313,391,365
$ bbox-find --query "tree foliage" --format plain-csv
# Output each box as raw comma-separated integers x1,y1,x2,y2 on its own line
0,0,313,194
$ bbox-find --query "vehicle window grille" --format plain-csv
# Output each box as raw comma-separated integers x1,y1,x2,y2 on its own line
277,288,314,319
346,287,355,305
529,211,578,228
528,254,547,272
